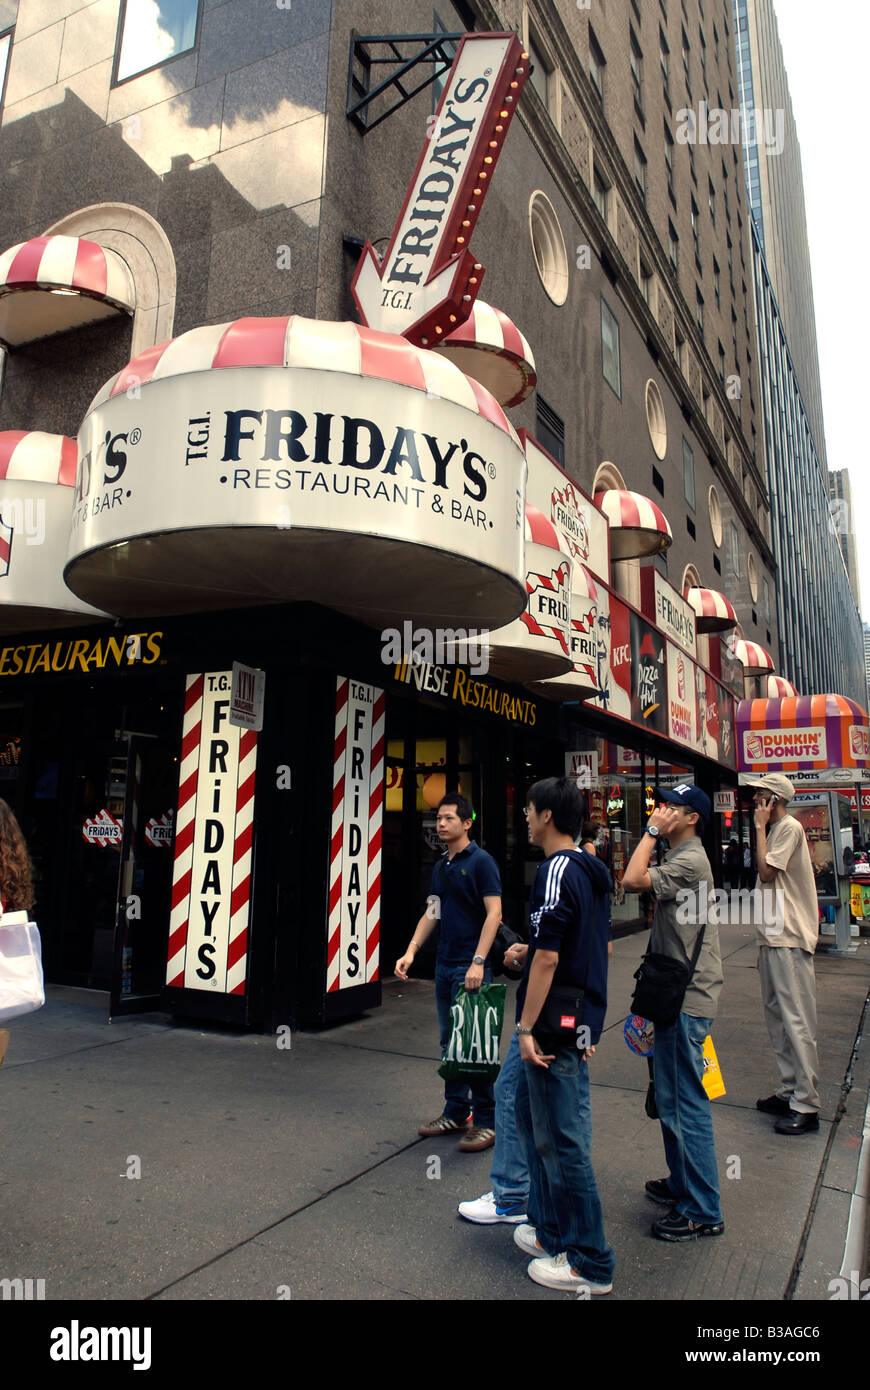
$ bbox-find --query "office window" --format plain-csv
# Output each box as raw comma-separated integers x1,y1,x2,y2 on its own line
718,340,725,383
681,26,690,78
683,438,695,509
674,325,685,369
728,520,740,576
713,258,720,307
601,296,621,398
593,163,610,221
708,176,716,225
0,28,11,111
634,138,647,203
695,287,704,335
664,122,675,202
536,395,565,468
589,28,606,104
528,29,555,120
640,258,652,306
115,0,199,83
630,27,644,112
669,220,679,271
691,198,700,267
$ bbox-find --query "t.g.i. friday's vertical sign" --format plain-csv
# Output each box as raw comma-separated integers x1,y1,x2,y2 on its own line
166,672,258,995
326,677,385,992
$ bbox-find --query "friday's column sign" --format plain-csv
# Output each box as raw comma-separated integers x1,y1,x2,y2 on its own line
166,671,258,995
327,676,386,993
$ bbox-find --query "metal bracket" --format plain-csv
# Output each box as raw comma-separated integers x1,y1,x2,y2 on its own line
347,31,463,134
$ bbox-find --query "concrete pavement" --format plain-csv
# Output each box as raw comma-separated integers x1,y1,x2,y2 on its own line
0,921,868,1303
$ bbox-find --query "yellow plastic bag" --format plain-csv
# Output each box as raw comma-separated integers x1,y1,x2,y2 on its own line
702,1034,725,1100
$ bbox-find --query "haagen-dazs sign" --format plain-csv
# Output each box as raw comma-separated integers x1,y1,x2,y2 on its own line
66,334,527,630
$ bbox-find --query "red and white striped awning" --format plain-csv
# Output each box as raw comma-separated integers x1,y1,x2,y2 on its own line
0,429,78,485
684,586,738,632
90,315,520,444
0,429,107,632
431,301,536,408
593,488,673,559
0,235,135,347
525,502,569,552
732,638,775,674
766,674,798,698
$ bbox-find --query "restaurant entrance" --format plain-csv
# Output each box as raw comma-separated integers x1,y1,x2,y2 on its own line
15,677,180,1007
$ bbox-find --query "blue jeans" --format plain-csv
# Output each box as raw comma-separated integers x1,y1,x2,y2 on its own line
515,1044,615,1285
435,963,495,1127
653,1012,722,1225
491,1031,592,1209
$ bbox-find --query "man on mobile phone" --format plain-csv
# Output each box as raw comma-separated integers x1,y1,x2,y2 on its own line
743,773,821,1135
622,783,724,1242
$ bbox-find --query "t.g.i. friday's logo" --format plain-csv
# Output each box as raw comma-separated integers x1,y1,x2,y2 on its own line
550,483,589,561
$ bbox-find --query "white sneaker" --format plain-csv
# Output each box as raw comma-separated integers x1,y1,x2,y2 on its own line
513,1223,546,1256
458,1191,528,1225
527,1252,613,1295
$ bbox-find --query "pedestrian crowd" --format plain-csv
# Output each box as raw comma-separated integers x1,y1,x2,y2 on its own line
396,770,822,1295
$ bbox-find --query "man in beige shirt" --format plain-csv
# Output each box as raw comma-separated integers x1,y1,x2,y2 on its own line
746,772,821,1135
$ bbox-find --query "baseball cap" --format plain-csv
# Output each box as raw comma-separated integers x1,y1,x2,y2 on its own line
741,772,795,802
655,782,712,825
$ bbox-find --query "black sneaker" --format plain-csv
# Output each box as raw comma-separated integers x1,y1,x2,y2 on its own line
756,1094,791,1117
644,1178,676,1205
651,1208,725,1242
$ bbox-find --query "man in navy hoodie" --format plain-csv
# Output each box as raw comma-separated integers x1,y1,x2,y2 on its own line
511,776,615,1294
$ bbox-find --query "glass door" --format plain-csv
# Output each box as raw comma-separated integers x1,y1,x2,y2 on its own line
109,734,177,1017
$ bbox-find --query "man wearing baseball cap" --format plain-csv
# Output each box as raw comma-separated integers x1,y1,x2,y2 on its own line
743,773,821,1135
623,783,724,1241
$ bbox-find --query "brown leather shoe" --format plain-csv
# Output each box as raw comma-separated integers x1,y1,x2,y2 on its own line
458,1126,495,1152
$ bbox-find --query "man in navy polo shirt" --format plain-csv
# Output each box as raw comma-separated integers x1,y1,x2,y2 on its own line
395,792,502,1152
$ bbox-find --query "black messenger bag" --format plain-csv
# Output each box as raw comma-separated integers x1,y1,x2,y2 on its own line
630,926,706,1028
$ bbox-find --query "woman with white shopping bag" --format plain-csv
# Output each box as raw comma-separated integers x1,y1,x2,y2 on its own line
0,799,41,1064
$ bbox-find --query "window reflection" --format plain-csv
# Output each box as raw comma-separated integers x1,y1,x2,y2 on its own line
117,0,199,83
0,32,11,109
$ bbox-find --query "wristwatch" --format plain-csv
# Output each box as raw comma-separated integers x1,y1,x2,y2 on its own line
472,954,485,965
645,824,661,839
515,1023,534,1035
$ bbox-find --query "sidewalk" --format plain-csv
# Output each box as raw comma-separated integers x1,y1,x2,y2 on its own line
0,921,867,1302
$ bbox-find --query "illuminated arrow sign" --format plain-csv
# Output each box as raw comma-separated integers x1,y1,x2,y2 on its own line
351,32,529,347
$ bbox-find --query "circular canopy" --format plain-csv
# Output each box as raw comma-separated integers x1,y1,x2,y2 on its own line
431,301,536,408
685,585,738,633
0,235,135,348
0,429,78,485
733,638,775,674
484,504,572,682
0,429,107,632
766,674,798,698
593,488,673,559
67,317,527,629
89,315,520,444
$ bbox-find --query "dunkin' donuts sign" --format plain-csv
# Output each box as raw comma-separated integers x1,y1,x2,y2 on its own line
743,726,827,764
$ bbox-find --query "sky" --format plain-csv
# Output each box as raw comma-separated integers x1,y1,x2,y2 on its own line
773,0,870,617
